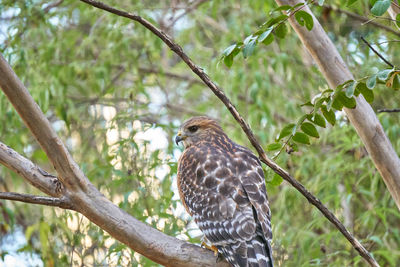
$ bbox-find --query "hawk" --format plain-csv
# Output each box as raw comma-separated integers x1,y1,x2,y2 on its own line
175,116,273,267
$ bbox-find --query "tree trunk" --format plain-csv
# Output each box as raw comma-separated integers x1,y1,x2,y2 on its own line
388,1,400,30
275,0,400,210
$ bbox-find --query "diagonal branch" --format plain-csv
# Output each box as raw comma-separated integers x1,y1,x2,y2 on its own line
360,36,394,68
78,0,377,266
0,192,74,209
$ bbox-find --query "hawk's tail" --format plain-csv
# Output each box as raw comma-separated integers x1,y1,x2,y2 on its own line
246,232,273,267
219,234,273,267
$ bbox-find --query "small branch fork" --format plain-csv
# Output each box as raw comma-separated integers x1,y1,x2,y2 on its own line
79,0,378,266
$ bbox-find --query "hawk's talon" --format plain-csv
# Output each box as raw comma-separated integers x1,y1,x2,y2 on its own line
201,241,219,256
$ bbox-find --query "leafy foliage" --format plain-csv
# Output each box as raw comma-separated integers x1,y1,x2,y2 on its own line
370,0,391,16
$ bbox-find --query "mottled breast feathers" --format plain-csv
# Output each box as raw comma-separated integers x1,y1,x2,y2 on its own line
176,116,273,267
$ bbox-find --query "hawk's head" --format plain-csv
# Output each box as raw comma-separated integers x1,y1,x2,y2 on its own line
175,116,224,148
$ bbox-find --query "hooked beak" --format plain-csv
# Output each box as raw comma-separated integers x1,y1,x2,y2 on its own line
175,131,185,145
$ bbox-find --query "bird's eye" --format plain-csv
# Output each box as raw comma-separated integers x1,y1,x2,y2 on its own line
188,125,199,132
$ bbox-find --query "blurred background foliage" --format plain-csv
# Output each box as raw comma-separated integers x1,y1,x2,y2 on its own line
0,0,399,266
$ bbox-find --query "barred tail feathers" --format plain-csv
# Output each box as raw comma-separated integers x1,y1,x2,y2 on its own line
218,235,273,267
246,233,273,267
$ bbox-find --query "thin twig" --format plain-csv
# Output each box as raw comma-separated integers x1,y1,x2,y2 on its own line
78,1,378,266
43,0,64,13
361,36,394,68
377,108,400,113
374,40,400,45
323,5,400,38
167,0,210,29
0,192,74,209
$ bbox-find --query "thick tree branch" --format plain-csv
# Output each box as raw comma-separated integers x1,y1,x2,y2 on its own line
0,55,227,266
0,192,73,209
78,0,377,266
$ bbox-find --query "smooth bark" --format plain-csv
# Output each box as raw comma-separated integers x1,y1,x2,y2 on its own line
276,0,400,211
388,1,400,30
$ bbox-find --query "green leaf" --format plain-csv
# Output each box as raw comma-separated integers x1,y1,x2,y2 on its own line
338,92,356,109
269,173,284,186
321,105,336,126
294,10,314,31
296,114,308,128
369,235,384,246
344,81,357,98
223,55,233,68
292,3,304,9
257,27,274,45
267,15,289,27
39,221,50,259
301,122,319,138
292,132,311,144
223,44,237,56
243,39,256,58
357,82,374,103
312,113,326,128
278,123,296,140
275,23,287,38
371,0,391,16
330,95,344,110
377,69,393,80
313,97,328,111
386,72,400,90
301,101,313,107
347,0,358,6
271,5,292,13
336,79,354,90
397,14,400,28
266,142,282,151
262,34,274,46
258,27,273,42
25,224,37,242
367,74,377,89
392,74,400,90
